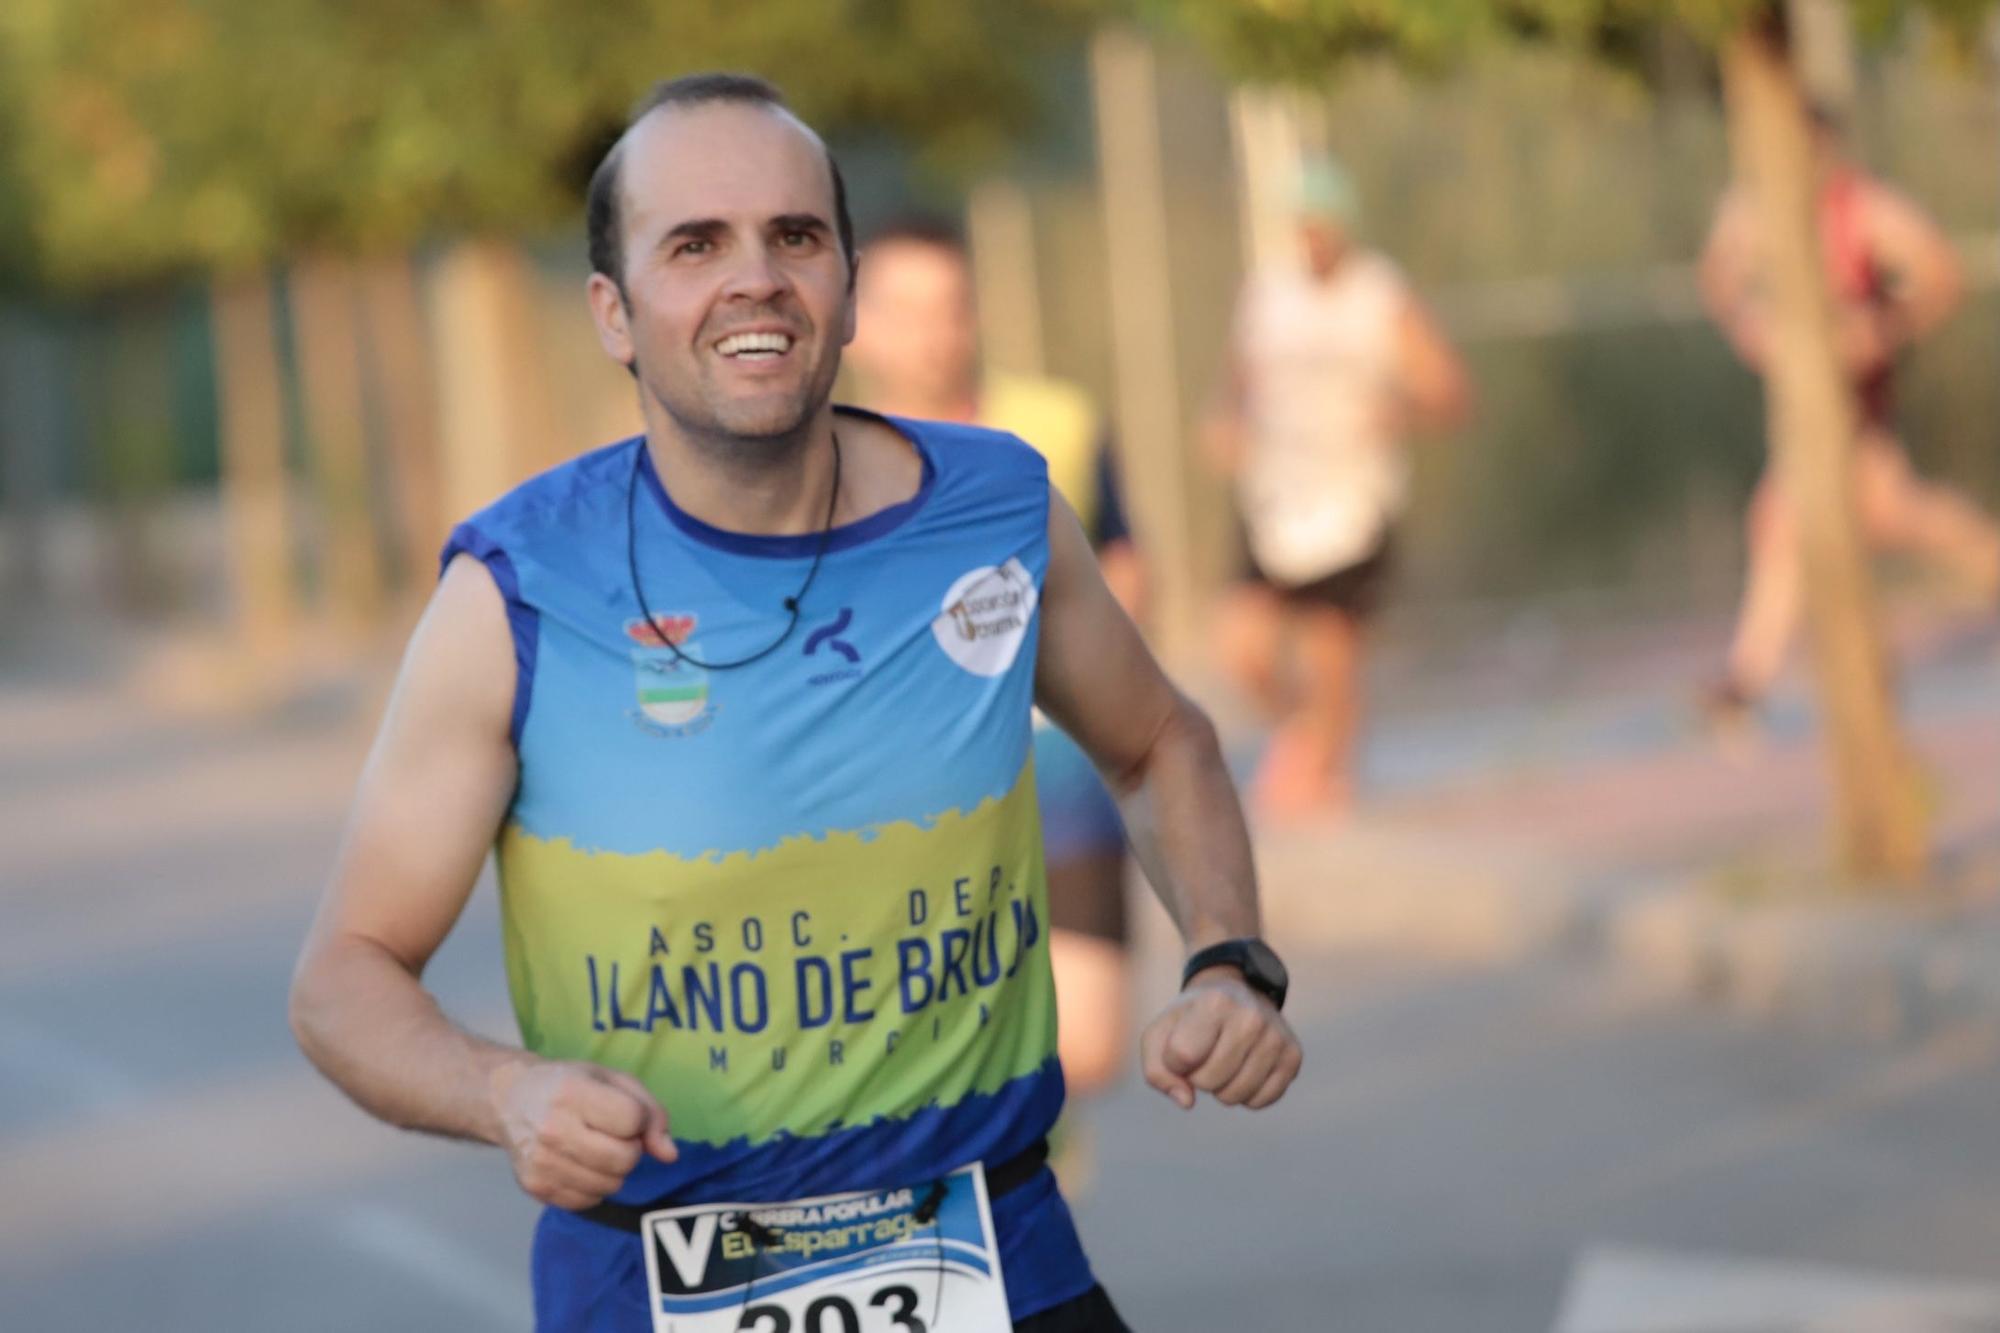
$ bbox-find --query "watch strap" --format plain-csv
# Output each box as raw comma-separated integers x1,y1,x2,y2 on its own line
1182,938,1286,1010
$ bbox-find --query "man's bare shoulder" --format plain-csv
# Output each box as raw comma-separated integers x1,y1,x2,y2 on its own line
400,554,518,737
838,410,932,513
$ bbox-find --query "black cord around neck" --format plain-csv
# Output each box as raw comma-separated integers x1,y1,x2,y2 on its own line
625,432,842,671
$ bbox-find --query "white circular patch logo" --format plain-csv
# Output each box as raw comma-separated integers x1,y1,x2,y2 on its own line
932,558,1038,676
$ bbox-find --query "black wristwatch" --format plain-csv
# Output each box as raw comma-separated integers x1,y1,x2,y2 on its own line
1182,938,1289,1011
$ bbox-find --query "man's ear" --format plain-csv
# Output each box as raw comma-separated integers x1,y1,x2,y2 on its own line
586,271,635,369
840,262,860,348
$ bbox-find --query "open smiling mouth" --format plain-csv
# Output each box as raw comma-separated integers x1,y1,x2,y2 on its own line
715,331,796,362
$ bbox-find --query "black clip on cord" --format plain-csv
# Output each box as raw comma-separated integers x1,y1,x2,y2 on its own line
626,431,843,671
912,1178,951,1329
912,1180,948,1225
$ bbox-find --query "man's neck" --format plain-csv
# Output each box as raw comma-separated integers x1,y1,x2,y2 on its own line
640,400,841,536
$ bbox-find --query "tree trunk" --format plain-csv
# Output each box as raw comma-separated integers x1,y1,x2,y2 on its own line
95,301,180,611
1091,28,1198,661
1785,0,1858,118
429,241,562,526
291,256,388,636
355,254,443,602
211,272,297,667
0,311,55,611
1720,14,1928,886
966,179,1046,379
1227,86,1312,278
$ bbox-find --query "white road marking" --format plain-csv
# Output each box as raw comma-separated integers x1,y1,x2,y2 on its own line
1553,1243,2000,1332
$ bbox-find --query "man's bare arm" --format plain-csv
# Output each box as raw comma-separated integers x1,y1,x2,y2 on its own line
1035,495,1254,953
1865,183,1964,347
1202,352,1253,477
1699,190,1771,368
1203,286,1256,477
1394,293,1473,436
290,555,673,1208
1034,492,1299,1111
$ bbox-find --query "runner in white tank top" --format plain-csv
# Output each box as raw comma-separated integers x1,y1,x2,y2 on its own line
1207,158,1471,820
1235,251,1412,585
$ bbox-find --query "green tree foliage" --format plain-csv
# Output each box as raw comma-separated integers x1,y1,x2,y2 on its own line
1140,0,1986,78
0,0,1085,293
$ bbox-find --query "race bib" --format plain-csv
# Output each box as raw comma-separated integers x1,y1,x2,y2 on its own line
641,1165,1012,1332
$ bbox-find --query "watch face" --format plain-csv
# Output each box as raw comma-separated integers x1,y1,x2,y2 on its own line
1245,939,1288,990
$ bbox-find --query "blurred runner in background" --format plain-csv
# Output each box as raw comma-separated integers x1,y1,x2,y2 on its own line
848,220,1142,1181
1699,109,2000,732
1207,158,1471,820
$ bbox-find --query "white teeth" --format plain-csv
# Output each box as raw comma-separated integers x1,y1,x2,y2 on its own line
717,332,794,357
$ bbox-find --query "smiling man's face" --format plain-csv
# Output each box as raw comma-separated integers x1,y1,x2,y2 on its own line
590,100,855,449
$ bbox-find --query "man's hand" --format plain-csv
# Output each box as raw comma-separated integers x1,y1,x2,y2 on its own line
1140,969,1302,1111
490,1058,679,1210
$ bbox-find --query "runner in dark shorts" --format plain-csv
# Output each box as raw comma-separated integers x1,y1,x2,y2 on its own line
1246,535,1396,622
1206,157,1470,820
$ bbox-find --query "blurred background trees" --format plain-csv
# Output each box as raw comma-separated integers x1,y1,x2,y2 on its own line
0,0,1083,664
1,0,1996,880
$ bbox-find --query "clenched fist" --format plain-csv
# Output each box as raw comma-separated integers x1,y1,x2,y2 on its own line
489,1059,678,1210
1140,970,1302,1111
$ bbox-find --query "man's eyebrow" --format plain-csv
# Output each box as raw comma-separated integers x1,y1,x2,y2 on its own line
655,215,830,249
658,218,727,248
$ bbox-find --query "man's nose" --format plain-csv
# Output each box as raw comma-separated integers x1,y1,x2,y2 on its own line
721,238,789,302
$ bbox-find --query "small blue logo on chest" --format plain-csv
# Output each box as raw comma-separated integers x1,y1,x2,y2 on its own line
804,607,862,686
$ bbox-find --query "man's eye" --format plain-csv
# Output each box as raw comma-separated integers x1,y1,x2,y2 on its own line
780,231,815,248
676,239,712,257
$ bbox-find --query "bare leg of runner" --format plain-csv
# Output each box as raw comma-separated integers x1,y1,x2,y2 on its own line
1721,469,1802,706
1853,433,2000,599
1715,433,2000,728
1256,604,1363,818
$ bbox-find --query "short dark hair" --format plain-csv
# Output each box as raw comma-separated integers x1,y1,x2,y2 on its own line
586,72,856,291
863,215,968,258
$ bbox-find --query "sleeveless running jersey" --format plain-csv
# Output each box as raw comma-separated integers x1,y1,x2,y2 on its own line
441,408,1094,1327
1819,166,1895,427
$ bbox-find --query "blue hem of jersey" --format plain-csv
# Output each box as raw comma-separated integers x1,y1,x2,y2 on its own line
634,406,937,559
440,522,538,750
606,1058,1065,1206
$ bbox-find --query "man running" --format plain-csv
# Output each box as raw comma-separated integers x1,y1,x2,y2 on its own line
1699,110,2000,725
1207,158,1470,819
846,217,1140,1129
290,74,1300,1333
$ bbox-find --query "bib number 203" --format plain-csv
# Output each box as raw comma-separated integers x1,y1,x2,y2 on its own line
738,1285,927,1333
